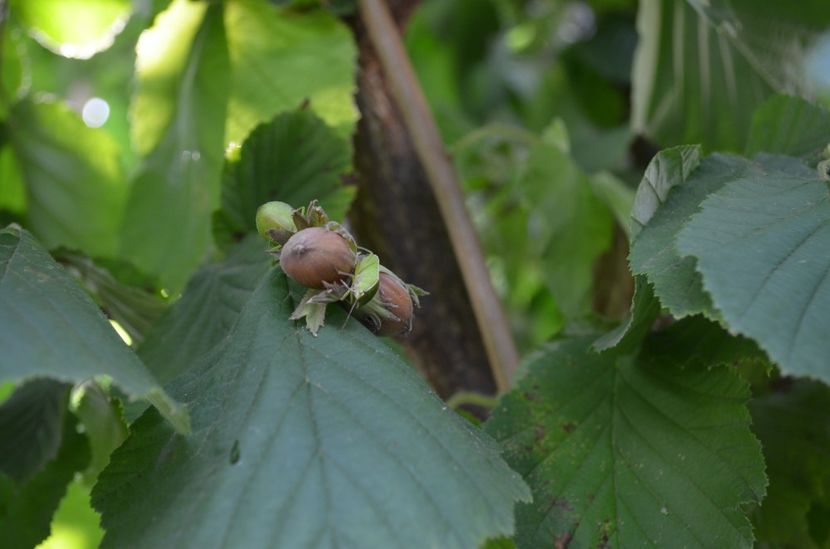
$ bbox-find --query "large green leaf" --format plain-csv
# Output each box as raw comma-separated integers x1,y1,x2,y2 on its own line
630,152,754,318
138,236,269,384
215,109,354,244
677,156,830,382
7,98,126,258
632,0,830,151
0,412,90,549
746,95,830,161
224,0,358,144
122,0,230,291
0,379,69,482
9,0,130,59
0,226,188,433
486,334,766,548
94,269,529,548
750,379,830,548
518,142,613,318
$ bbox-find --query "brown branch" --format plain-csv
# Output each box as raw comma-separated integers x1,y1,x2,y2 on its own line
349,15,494,401
358,0,519,392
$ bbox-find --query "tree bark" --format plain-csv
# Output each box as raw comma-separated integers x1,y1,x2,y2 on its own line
347,4,497,399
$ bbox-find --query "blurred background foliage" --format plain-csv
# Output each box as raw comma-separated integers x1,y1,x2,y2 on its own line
406,0,830,351
0,0,829,546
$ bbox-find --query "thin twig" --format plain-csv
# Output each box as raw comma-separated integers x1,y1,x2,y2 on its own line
359,0,520,393
446,390,500,411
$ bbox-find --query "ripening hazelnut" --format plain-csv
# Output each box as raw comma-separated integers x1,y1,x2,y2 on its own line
280,227,356,289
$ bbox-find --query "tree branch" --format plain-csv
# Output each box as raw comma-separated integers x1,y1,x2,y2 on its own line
358,0,519,393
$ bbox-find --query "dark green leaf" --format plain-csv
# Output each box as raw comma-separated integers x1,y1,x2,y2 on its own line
0,412,90,549
486,336,766,548
7,98,126,257
224,0,358,143
750,379,830,548
746,95,830,162
632,0,830,150
94,269,529,548
122,0,230,291
641,316,767,369
0,226,188,433
677,156,830,382
480,536,517,549
630,153,754,318
9,0,130,58
215,109,354,244
138,235,270,384
0,379,69,482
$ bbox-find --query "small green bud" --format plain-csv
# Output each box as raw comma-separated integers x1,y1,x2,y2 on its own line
256,201,297,244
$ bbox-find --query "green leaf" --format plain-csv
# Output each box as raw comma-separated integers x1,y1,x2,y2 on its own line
39,479,104,549
0,379,69,482
122,0,230,291
746,95,830,161
486,335,766,548
352,253,380,302
137,236,269,385
630,152,753,318
0,226,189,433
94,268,530,548
596,146,701,353
519,143,614,317
0,144,26,214
129,0,212,156
7,98,126,258
9,0,130,59
59,253,168,346
592,276,660,353
0,412,90,549
631,0,830,151
641,316,767,369
588,171,635,240
215,109,354,244
72,382,128,481
224,0,358,144
677,156,830,382
630,145,702,238
750,379,830,548
1,28,28,118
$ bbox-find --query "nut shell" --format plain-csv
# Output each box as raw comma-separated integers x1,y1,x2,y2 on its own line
279,227,356,289
373,272,414,336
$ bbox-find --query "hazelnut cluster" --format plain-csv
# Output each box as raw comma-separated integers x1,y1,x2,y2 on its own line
256,200,426,336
